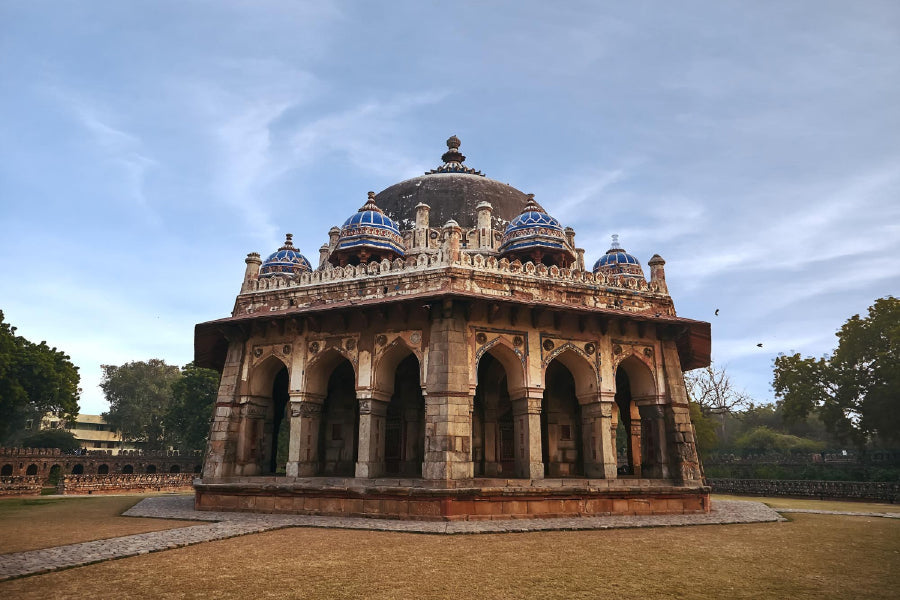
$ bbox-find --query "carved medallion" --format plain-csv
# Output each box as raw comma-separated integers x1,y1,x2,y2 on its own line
410,332,421,345
513,335,524,348
345,338,356,351
584,342,596,356
309,341,320,354
282,345,291,355
376,334,387,346
613,344,622,355
253,347,263,358
542,339,555,351
475,332,488,345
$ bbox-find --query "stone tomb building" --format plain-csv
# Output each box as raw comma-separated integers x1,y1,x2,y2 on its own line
194,137,711,520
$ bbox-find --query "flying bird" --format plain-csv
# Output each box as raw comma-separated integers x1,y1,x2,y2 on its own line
714,309,719,316
756,343,763,348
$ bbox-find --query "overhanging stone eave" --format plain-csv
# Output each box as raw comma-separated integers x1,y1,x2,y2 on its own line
195,286,709,373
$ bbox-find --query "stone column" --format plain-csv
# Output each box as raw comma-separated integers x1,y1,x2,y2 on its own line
511,392,543,479
233,397,270,476
286,393,323,477
630,417,643,477
580,393,617,479
638,402,671,479
660,340,703,483
202,339,245,479
422,300,474,480
355,395,389,478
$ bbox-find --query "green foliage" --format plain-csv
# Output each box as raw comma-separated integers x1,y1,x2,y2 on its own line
734,426,825,456
19,428,82,453
689,401,718,457
101,359,182,451
164,362,219,451
0,310,80,442
773,296,900,445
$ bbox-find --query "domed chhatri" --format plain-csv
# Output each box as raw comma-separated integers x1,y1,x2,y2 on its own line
331,192,405,266
499,194,576,267
593,234,645,279
259,233,312,277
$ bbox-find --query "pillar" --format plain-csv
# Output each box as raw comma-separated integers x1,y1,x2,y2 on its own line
286,393,323,477
355,395,389,478
422,299,474,480
511,392,543,479
660,340,703,483
202,338,245,479
580,393,617,478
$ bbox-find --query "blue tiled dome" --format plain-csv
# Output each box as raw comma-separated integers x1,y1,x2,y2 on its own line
499,195,573,259
334,192,406,258
260,234,312,277
593,235,644,279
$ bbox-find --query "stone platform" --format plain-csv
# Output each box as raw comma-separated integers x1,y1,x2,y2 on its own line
194,477,710,520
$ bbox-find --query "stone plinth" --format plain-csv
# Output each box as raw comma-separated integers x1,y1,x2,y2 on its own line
194,477,710,521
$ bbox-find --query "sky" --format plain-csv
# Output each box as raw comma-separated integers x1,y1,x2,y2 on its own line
1,1,898,416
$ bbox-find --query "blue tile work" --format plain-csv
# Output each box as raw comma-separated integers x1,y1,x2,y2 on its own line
260,234,313,277
498,195,573,259
334,192,406,257
592,235,645,279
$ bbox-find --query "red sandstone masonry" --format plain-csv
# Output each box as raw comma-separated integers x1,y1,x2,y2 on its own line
57,474,195,495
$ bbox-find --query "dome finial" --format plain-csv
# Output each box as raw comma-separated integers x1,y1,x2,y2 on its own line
441,135,466,164
610,234,621,250
359,191,383,214
280,233,296,250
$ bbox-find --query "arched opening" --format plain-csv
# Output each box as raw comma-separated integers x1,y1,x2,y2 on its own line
473,353,515,477
614,355,660,477
542,360,583,477
1,464,12,476
270,367,290,475
122,464,134,474
317,359,358,476
170,464,181,473
71,464,84,475
146,464,157,474
48,465,61,485
384,354,425,476
237,356,290,477
97,464,109,475
26,464,38,476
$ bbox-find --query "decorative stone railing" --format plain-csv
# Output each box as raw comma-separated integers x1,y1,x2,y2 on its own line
708,478,899,503
242,252,668,295
57,473,196,495
0,476,44,496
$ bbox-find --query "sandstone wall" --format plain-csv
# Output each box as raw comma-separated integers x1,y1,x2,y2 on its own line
709,478,899,503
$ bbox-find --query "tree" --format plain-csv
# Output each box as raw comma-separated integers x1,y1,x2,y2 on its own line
773,296,900,446
101,359,182,451
164,362,220,451
689,401,718,457
684,363,751,442
0,310,80,442
20,428,82,453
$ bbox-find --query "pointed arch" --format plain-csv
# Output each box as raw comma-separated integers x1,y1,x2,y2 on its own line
475,336,526,395
373,337,421,396
249,354,289,396
543,344,598,398
305,346,358,397
616,354,657,399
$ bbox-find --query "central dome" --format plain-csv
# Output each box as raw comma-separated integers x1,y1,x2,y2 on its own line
375,136,529,230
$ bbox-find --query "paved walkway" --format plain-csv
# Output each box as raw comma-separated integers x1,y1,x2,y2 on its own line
7,497,891,582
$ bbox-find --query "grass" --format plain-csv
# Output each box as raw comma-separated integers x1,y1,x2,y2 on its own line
712,494,900,513
0,514,897,599
0,494,195,554
0,496,899,599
